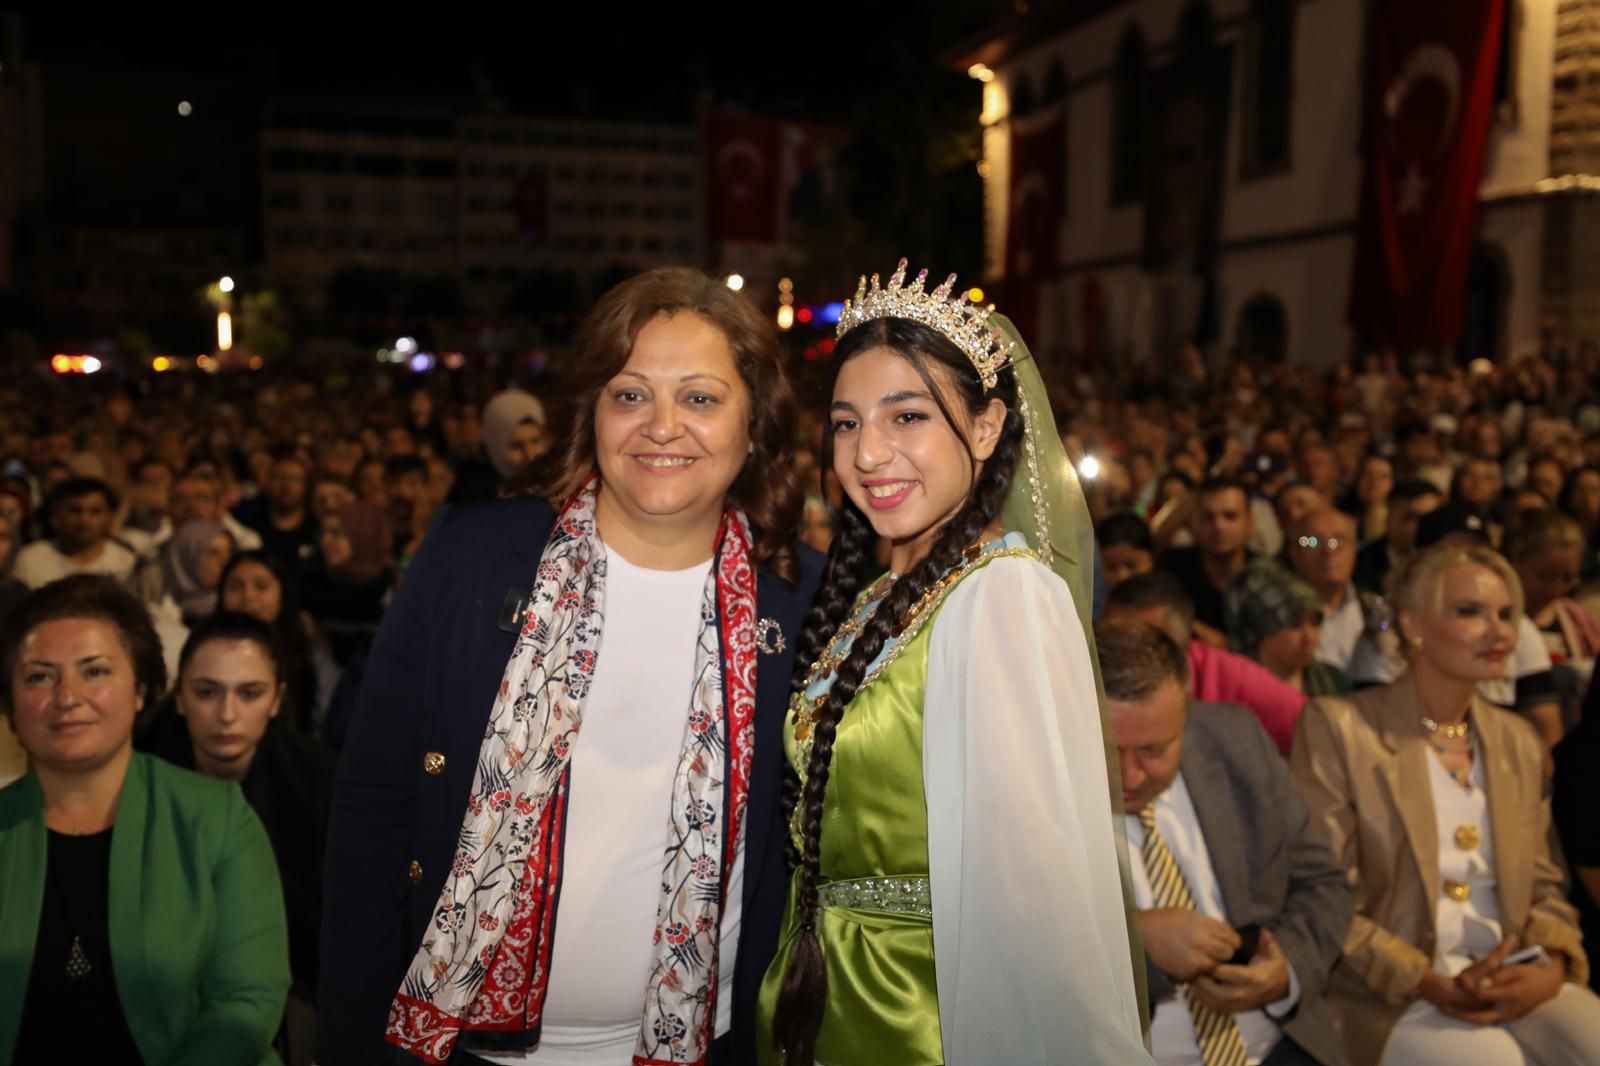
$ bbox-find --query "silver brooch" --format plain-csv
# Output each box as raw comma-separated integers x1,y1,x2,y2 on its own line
756,617,786,655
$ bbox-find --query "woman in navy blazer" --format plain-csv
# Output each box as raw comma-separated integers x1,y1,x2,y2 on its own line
320,269,821,1066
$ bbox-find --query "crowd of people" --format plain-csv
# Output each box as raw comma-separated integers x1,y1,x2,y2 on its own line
2,264,1600,1065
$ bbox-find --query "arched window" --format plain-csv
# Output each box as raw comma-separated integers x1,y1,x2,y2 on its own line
1236,292,1289,363
1111,26,1145,205
1012,72,1036,118
1043,59,1067,104
1243,0,1295,176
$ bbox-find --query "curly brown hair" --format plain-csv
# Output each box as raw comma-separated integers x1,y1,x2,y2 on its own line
526,267,803,583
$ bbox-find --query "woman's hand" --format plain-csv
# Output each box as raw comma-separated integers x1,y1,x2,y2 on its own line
1453,960,1565,1025
1417,967,1491,1018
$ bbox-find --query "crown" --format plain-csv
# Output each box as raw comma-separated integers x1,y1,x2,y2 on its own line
835,258,1017,390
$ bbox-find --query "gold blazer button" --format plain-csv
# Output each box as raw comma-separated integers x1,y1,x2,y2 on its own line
423,751,446,776
1454,824,1481,851
1443,879,1471,902
408,860,424,884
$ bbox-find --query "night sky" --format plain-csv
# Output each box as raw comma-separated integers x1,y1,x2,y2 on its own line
18,6,1017,121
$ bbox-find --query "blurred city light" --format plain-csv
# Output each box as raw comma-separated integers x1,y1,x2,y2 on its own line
177,100,193,117
409,352,435,373
821,302,845,324
395,336,418,355
725,274,745,292
796,307,814,324
216,311,233,351
1079,456,1101,481
152,356,172,372
967,287,985,303
81,356,102,374
218,275,235,293
776,305,795,331
967,63,995,83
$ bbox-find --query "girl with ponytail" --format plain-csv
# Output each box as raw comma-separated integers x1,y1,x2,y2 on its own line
757,263,1150,1064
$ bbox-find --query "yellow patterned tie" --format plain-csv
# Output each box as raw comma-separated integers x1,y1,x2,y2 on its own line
1139,804,1249,1066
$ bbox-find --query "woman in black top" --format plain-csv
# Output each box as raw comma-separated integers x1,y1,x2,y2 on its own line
141,612,335,1062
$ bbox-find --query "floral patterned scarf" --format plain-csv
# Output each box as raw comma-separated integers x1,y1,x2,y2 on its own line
387,484,758,1065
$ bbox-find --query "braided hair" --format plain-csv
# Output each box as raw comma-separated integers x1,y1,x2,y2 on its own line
771,318,1024,1063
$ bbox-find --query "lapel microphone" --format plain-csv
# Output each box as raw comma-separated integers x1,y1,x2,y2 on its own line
498,588,532,634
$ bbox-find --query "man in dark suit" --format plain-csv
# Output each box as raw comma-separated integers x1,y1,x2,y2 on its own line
1095,618,1354,1066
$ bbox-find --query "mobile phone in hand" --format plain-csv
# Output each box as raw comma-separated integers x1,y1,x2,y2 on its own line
1229,923,1262,965
1500,945,1551,968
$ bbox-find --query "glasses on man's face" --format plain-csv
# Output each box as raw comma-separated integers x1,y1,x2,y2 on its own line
1295,535,1348,553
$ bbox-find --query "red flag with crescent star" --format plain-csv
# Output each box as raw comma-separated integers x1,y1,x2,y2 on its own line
1348,0,1505,350
706,111,782,245
1002,112,1065,340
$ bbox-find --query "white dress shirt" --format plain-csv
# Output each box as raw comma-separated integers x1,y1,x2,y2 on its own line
1125,773,1301,1066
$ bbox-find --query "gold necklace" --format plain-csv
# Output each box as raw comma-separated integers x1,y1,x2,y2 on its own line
1421,716,1471,741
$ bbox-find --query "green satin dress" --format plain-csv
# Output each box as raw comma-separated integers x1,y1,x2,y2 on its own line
756,540,1032,1066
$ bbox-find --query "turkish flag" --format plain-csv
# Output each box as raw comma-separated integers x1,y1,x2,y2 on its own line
1348,0,1505,350
706,112,782,245
1003,113,1064,339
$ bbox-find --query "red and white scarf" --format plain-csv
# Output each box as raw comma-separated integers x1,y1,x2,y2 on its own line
387,485,758,1065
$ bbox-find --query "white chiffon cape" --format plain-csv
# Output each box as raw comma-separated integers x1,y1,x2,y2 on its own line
923,554,1152,1064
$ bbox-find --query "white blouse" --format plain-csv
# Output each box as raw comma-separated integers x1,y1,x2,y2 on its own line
1427,745,1502,978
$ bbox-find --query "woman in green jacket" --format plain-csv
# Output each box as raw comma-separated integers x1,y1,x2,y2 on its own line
0,574,290,1066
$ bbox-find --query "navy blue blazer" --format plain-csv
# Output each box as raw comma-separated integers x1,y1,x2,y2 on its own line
318,497,821,1065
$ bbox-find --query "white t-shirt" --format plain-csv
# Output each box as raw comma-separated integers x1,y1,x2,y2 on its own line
12,538,137,589
482,547,743,1065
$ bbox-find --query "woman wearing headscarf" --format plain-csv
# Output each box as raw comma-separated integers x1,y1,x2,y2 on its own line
300,501,394,667
447,390,550,505
1226,560,1354,697
159,518,235,627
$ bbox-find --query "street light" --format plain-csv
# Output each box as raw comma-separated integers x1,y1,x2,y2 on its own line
217,311,233,352
219,275,235,293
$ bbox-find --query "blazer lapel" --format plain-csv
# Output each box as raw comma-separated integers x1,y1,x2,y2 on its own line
107,753,157,1046
1375,680,1441,911
1180,723,1254,921
1475,701,1532,929
744,568,802,918
0,774,46,1059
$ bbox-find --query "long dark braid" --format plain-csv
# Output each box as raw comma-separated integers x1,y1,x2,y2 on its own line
781,504,876,869
772,318,1023,1064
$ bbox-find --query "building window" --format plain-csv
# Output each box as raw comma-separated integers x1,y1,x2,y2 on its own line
1242,0,1295,178
1235,292,1289,362
1012,73,1036,119
1494,0,1520,121
1043,59,1067,105
1110,25,1146,206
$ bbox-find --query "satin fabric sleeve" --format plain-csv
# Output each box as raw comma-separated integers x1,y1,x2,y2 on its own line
923,556,1152,1064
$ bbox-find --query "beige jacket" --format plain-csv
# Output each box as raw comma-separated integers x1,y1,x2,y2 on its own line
1287,676,1586,1066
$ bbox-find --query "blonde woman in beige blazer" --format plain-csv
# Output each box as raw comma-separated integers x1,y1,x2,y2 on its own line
1289,543,1600,1066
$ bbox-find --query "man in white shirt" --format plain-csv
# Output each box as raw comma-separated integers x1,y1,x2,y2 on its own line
12,478,137,588
1096,619,1354,1066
